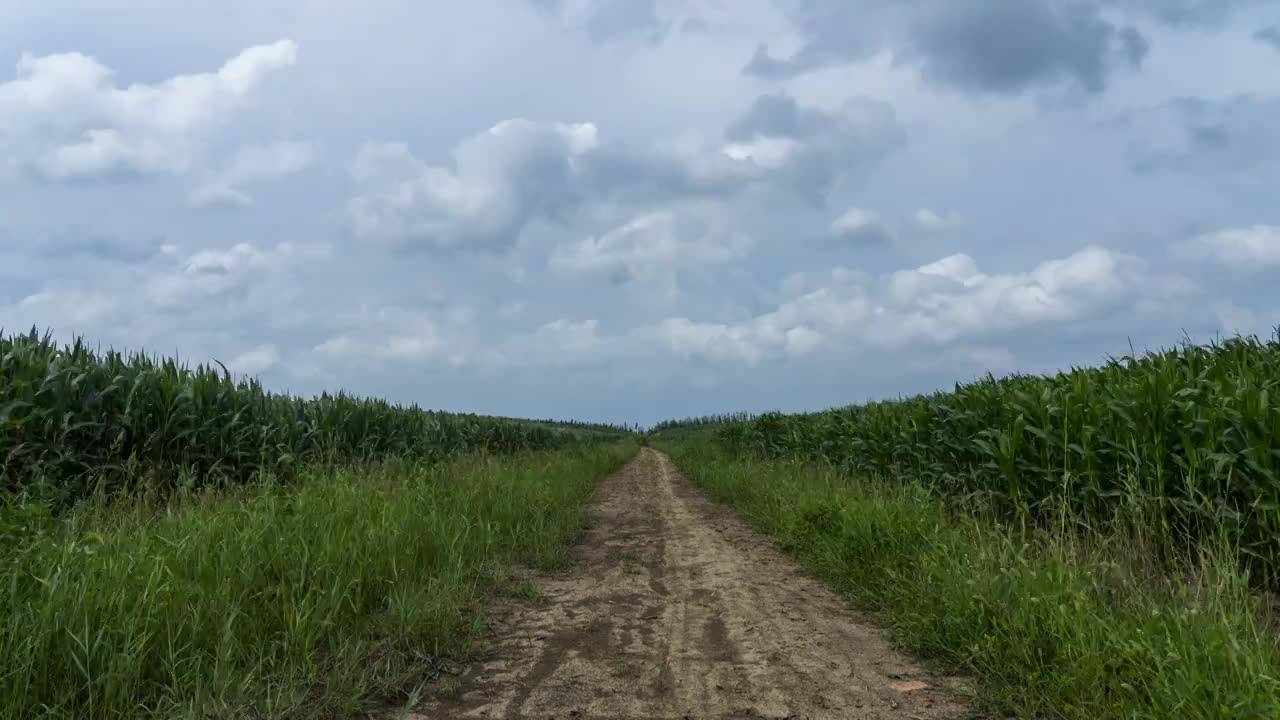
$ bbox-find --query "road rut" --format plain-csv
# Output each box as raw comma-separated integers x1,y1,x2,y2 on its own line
410,448,978,720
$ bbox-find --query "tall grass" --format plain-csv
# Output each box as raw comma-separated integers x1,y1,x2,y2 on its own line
1,328,627,508
662,440,1280,719
0,442,637,720
715,332,1280,578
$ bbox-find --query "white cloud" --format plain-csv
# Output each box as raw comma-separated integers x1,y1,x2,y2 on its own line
871,246,1146,347
657,282,871,366
312,304,478,368
181,241,328,276
1175,225,1280,269
189,141,317,208
830,207,891,243
317,315,446,363
530,318,602,355
488,317,629,370
34,128,191,180
188,185,253,208
778,266,868,299
656,317,772,365
1,289,121,332
550,209,750,286
0,40,297,181
348,120,599,252
346,116,770,256
913,208,958,231
226,344,280,376
656,314,832,366
148,241,330,311
721,136,800,170
655,245,1165,365
829,207,955,245
347,91,902,254
184,243,269,274
885,253,985,304
1,233,336,378
332,333,449,363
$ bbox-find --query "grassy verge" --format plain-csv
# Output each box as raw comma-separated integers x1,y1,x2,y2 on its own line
0,442,637,720
661,439,1280,719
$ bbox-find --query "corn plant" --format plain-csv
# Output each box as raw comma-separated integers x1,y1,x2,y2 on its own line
0,328,627,508
713,331,1280,579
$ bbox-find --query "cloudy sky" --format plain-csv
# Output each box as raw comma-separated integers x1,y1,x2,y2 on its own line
2,0,1278,425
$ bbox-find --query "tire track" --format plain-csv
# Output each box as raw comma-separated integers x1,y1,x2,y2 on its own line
408,448,979,720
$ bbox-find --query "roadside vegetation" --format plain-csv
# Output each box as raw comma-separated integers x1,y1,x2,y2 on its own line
1,328,627,510
11,319,1280,718
653,331,1280,719
0,328,636,719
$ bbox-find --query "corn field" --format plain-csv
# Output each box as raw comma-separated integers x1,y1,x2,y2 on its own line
0,328,625,507
716,332,1280,578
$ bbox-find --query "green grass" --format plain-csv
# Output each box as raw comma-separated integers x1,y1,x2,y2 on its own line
660,439,1280,719
0,442,637,720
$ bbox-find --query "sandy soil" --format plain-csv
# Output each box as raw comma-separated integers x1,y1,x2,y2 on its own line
408,448,980,720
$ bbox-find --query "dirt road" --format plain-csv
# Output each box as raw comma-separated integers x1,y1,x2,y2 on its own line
411,448,977,720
